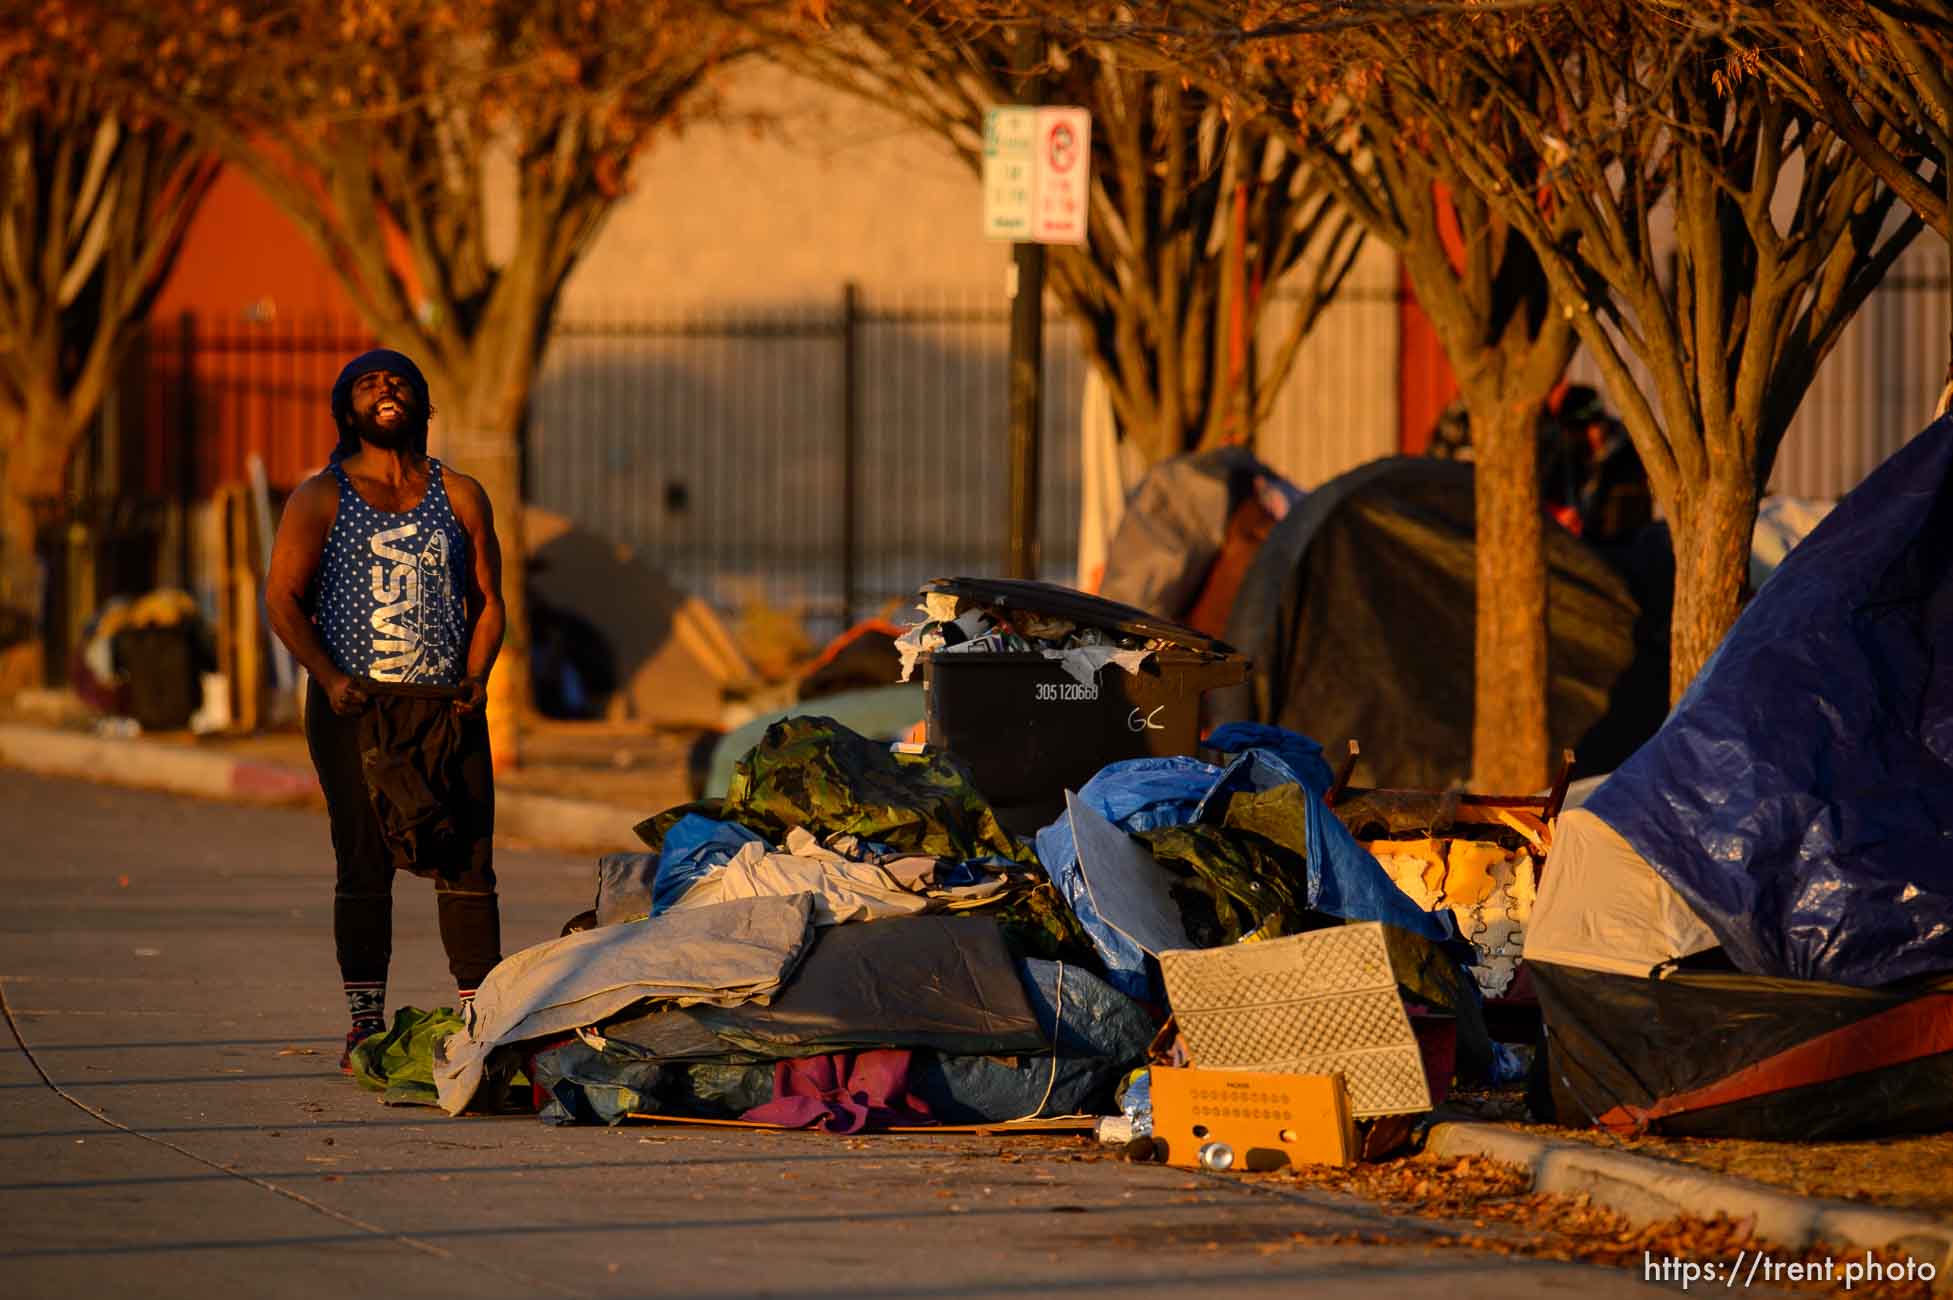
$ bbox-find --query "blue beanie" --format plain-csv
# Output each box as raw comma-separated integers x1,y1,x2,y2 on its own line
330,349,430,427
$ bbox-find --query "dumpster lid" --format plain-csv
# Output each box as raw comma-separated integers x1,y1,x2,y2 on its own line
920,576,1241,657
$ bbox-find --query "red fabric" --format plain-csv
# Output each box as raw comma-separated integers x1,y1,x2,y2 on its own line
802,619,906,677
741,1049,934,1134
1596,994,1953,1134
1407,1009,1457,1106
1184,494,1279,638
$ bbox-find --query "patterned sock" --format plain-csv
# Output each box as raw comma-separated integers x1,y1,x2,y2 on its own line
344,981,386,1039
456,987,476,1014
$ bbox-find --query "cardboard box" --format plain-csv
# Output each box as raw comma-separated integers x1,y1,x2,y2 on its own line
1159,922,1434,1118
1148,1067,1357,1171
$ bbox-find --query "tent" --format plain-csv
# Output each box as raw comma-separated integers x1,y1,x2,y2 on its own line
1530,811,1953,1139
527,509,754,728
1097,445,1301,630
1211,457,1669,789
1528,418,1953,1138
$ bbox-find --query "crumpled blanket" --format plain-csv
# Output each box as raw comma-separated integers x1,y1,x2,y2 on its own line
434,894,817,1114
742,1049,933,1133
662,827,1014,926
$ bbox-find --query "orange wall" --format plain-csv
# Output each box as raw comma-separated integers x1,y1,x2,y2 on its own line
1395,184,1468,454
1398,269,1459,455
140,167,373,495
152,165,356,325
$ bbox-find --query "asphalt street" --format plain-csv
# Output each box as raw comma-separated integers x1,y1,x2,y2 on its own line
0,767,1664,1298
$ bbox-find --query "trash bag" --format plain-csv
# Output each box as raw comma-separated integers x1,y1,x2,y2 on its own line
724,715,1030,866
349,1006,469,1106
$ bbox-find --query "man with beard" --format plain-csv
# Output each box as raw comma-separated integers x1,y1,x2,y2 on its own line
266,350,505,1071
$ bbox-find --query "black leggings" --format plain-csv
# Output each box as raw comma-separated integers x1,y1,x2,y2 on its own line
303,679,502,989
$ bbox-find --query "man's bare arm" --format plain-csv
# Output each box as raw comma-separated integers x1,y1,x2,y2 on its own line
446,471,505,711
266,474,366,713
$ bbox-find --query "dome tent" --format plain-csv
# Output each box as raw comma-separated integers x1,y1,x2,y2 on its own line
1212,456,1670,790
1528,417,1953,1139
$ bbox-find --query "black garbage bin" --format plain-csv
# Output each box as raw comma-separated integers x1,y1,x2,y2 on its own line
918,577,1250,835
114,624,200,732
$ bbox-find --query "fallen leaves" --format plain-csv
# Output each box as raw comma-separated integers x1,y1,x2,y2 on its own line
1253,1154,1937,1299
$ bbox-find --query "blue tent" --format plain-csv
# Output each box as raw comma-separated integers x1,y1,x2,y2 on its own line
1587,417,1953,987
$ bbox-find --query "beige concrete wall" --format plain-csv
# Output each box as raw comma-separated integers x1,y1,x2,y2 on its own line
555,62,1010,309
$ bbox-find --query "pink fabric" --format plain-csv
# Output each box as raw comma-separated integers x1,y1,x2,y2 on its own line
741,1049,934,1134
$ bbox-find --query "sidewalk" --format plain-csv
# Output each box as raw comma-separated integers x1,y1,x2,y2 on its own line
0,710,698,853
8,709,1951,1290
3,766,1662,1300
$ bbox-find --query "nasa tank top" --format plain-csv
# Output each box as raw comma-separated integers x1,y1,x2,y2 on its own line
312,458,470,684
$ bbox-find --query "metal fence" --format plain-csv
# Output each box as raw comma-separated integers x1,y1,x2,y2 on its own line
527,287,1086,637
101,244,1952,650
527,273,1406,639
1768,238,1951,498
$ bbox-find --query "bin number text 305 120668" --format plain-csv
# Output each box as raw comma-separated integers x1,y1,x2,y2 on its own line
1033,681,1099,702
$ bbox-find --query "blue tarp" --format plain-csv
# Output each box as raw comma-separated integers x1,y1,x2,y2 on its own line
1202,728,1445,942
1032,757,1218,998
1033,727,1450,1000
1587,418,1953,987
649,815,766,914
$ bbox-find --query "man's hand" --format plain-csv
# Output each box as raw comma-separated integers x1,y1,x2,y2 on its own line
323,671,369,716
453,675,488,716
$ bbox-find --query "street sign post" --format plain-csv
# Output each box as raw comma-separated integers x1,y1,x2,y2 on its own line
1029,107,1090,245
982,106,1091,246
984,103,1092,579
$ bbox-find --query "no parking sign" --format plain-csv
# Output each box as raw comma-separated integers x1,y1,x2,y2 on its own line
982,106,1091,246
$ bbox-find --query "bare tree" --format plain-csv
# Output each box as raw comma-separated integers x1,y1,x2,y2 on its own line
1725,0,1953,405
132,0,744,763
0,58,215,637
1153,17,1585,790
1354,2,1922,699
770,4,1365,466
1735,0,1951,240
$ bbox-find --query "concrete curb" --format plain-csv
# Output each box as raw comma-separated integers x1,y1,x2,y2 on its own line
1426,1121,1953,1274
0,721,642,854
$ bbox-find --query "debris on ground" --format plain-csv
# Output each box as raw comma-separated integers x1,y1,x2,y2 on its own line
1256,1154,1937,1299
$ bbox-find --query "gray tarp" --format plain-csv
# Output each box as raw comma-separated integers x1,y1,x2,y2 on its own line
1098,445,1294,621
434,894,817,1114
658,916,1047,1057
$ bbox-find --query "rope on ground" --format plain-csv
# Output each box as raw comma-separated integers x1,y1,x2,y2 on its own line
1011,960,1065,1122
0,975,587,1299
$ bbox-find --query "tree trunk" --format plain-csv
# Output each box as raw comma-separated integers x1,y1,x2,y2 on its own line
1667,469,1759,703
1467,392,1551,793
440,381,532,774
0,475,42,622
0,422,65,637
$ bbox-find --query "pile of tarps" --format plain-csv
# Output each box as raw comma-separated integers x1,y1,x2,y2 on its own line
1528,417,1953,1139
415,717,1137,1122
528,917,1152,1129
1032,722,1497,1082
369,709,1496,1131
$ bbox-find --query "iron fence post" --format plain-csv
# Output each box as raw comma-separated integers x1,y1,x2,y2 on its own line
841,281,861,628
1007,30,1046,581
176,311,197,588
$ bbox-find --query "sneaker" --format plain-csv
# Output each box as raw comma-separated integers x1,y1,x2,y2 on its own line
340,1025,378,1075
